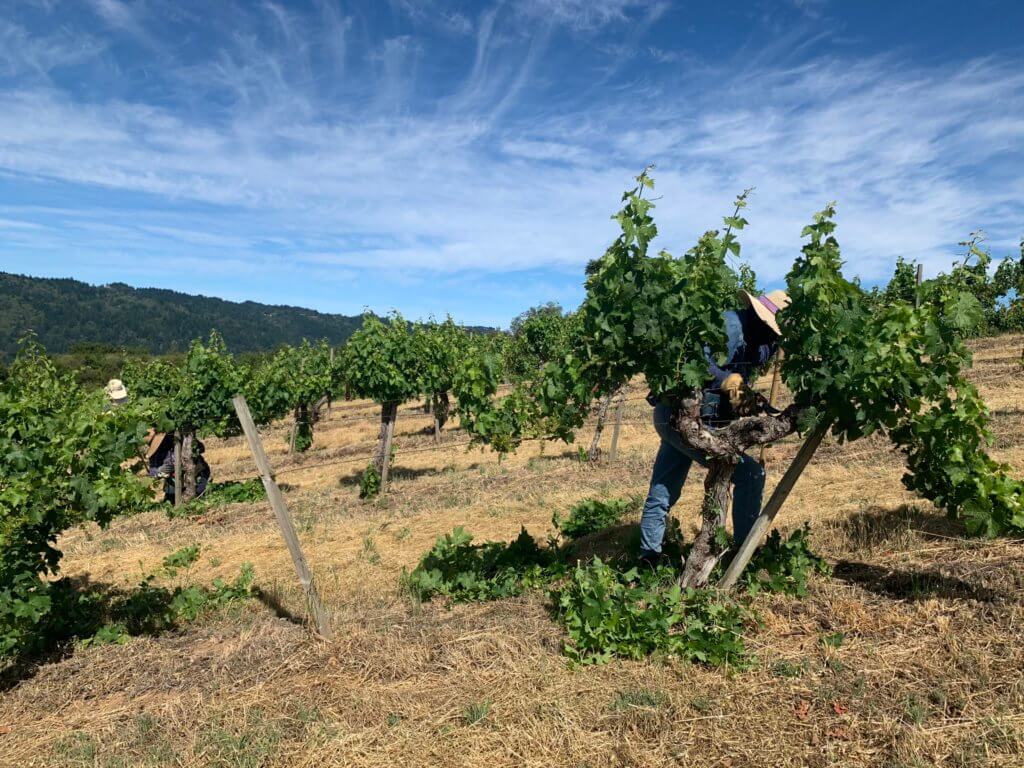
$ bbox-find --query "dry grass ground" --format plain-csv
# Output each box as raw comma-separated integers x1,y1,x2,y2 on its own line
1,335,1022,767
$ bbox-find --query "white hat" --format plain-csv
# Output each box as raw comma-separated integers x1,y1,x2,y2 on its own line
739,290,791,336
105,378,129,402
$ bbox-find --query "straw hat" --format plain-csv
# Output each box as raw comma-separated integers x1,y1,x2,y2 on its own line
739,290,791,336
105,378,128,402
145,429,168,460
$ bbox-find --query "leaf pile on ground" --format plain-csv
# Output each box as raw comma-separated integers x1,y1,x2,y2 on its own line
740,523,831,597
552,497,636,540
401,526,565,602
164,479,266,518
552,559,751,667
402,497,834,667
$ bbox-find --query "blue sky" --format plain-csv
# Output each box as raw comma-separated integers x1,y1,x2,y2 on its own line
0,0,1022,328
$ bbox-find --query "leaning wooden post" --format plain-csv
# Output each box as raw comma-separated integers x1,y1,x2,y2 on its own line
915,263,924,308
608,395,624,461
758,350,784,465
232,395,333,639
173,430,183,509
718,419,832,590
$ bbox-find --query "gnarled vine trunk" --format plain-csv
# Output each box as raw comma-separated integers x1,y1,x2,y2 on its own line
586,390,617,462
313,394,330,423
670,392,805,587
173,430,183,509
680,458,736,587
291,403,312,453
433,390,450,442
374,401,399,483
180,428,197,504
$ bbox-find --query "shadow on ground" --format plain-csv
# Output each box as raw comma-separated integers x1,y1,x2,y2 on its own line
830,503,967,551
253,587,306,628
564,520,685,570
336,465,449,487
832,560,1000,602
0,567,255,692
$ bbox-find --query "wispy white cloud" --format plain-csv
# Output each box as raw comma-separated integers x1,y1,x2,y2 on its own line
0,1,1021,324
788,0,830,19
389,0,474,36
0,217,44,230
85,0,157,47
515,0,661,31
0,19,106,78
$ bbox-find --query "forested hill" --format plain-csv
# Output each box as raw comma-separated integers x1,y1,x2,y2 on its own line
0,272,370,359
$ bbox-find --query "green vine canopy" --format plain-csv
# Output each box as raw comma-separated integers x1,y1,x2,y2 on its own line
454,172,1024,537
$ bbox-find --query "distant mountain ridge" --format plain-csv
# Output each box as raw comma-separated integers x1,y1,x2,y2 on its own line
0,272,406,359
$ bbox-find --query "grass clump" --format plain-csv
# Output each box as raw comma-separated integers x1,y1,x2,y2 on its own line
200,709,281,768
551,559,751,667
462,700,491,726
553,497,634,540
53,732,99,766
401,526,564,602
360,532,382,565
611,688,667,711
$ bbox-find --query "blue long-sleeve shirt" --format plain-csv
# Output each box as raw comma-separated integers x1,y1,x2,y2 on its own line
700,310,779,424
705,310,777,387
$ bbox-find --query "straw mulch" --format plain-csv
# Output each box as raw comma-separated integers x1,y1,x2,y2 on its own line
1,334,1022,767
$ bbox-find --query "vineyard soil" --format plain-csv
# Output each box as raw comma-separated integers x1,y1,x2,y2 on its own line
1,334,1022,768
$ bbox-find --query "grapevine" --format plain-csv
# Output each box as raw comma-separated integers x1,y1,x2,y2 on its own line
124,332,247,503
342,313,421,489
0,339,150,656
456,172,1024,586
248,339,338,453
409,317,469,441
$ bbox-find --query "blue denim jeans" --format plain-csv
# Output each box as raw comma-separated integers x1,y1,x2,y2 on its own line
639,402,765,556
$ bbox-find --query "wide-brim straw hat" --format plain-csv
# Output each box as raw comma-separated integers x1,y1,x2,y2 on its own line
145,430,168,461
105,378,128,401
739,290,791,336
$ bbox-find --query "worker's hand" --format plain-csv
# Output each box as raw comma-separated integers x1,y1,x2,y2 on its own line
721,374,770,417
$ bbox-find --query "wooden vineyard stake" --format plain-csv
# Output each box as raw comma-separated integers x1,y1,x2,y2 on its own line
915,263,924,308
173,430,182,510
232,395,333,639
718,419,832,590
608,395,624,461
758,349,784,465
